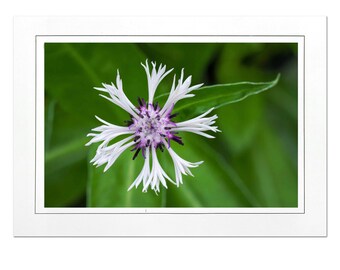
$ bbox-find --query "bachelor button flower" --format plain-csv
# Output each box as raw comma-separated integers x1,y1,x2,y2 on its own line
86,60,220,193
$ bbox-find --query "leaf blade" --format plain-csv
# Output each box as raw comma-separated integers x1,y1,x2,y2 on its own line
155,74,280,120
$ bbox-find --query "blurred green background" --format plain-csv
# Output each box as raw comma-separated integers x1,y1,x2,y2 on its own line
45,42,298,207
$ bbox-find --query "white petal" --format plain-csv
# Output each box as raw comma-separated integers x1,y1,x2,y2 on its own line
172,108,220,138
160,69,203,116
127,148,150,191
94,70,139,118
142,147,175,193
103,140,135,172
85,117,134,146
166,145,203,187
141,60,173,104
89,135,136,172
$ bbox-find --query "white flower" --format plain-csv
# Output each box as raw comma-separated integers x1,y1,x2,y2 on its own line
86,60,220,193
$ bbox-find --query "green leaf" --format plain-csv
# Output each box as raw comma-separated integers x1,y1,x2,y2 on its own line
155,74,280,120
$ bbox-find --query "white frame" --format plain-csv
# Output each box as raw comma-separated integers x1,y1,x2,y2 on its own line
36,35,305,214
13,17,327,236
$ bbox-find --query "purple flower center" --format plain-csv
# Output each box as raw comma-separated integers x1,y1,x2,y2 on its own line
128,98,183,159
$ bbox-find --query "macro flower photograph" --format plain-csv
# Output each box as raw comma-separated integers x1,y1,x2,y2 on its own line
45,42,298,207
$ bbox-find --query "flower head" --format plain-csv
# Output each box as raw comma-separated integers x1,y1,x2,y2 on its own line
86,60,220,193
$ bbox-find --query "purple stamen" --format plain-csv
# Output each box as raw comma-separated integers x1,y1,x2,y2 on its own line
141,148,146,158
128,99,182,159
137,97,143,106
169,113,178,119
132,148,141,160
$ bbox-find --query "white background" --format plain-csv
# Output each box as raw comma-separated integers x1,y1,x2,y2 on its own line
1,0,337,269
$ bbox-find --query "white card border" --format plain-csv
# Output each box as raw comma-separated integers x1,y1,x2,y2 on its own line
14,17,327,236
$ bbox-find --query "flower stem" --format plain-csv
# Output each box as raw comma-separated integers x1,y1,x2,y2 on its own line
161,186,167,207
125,161,135,207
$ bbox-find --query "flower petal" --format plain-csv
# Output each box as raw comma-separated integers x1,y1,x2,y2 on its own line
86,116,134,146
165,142,203,187
127,148,150,191
171,108,220,138
94,70,139,118
160,69,203,116
143,147,175,193
141,60,173,104
90,135,136,172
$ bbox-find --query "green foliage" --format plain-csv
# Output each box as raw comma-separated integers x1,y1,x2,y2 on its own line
45,42,298,207
155,74,279,121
